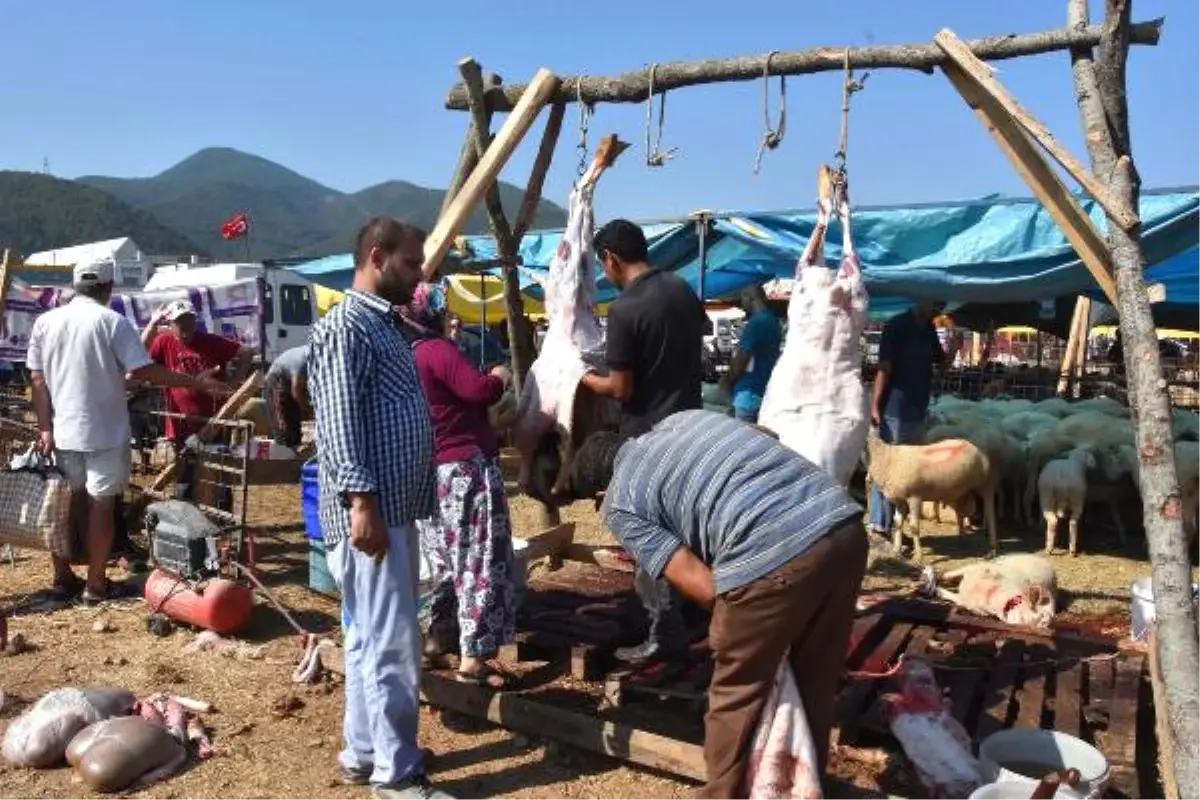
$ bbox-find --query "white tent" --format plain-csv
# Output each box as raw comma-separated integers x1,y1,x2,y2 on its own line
25,237,143,267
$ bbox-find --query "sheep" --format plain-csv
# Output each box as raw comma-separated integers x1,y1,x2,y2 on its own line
925,553,1058,628
1037,445,1098,556
927,423,1024,522
1176,440,1199,546
999,411,1060,441
1173,409,1200,442
866,431,999,561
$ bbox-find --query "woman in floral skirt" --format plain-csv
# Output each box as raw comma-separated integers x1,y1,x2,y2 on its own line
399,282,519,687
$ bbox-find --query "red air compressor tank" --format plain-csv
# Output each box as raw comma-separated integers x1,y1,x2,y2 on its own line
144,569,254,636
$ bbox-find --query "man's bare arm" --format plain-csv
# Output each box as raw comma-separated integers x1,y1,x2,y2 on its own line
580,369,633,403
662,547,716,611
30,372,53,434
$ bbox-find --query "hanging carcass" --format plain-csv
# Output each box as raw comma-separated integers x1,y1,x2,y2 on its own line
513,135,627,504
758,166,869,486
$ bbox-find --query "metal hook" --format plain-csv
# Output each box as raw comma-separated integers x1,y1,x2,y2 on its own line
834,48,868,170
645,64,677,167
754,51,787,174
576,77,593,182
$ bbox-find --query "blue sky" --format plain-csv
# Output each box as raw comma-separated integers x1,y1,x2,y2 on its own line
2,1,1195,225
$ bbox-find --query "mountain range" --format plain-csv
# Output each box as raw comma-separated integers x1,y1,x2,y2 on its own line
1,147,568,263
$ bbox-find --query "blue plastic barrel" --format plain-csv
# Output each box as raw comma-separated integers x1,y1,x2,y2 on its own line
301,459,321,542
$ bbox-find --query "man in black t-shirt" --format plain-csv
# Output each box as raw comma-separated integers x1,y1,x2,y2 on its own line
582,219,706,436
581,218,706,664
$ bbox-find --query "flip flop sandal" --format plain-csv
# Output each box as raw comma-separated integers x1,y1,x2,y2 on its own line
454,662,514,689
80,579,135,607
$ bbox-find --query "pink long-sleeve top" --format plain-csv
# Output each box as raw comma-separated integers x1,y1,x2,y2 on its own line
412,337,506,465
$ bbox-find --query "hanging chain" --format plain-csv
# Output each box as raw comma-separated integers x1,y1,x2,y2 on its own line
645,64,677,167
753,51,787,174
834,48,868,175
576,78,593,182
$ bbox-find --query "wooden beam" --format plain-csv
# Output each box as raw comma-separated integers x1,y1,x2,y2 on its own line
444,20,1163,111
1057,297,1087,396
941,61,1119,305
149,371,265,493
934,29,1139,231
420,672,706,782
513,101,566,241
423,67,561,280
459,58,516,247
0,250,12,323
440,71,504,217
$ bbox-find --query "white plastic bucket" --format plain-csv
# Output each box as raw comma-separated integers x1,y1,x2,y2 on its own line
1130,576,1200,642
978,729,1109,799
969,781,1076,799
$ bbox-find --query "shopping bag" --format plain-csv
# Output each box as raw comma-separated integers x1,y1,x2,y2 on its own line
0,446,73,556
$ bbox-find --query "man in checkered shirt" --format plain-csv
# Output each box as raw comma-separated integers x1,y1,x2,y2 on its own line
307,217,448,800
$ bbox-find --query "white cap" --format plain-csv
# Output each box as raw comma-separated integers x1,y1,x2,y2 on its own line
73,259,115,286
162,299,197,321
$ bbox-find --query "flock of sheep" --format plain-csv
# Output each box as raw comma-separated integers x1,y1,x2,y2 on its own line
864,394,1200,562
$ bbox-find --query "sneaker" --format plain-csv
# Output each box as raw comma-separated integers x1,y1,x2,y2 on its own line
338,766,371,786
374,774,454,799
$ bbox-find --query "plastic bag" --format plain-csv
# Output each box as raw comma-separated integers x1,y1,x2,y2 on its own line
2,687,136,768
9,444,41,471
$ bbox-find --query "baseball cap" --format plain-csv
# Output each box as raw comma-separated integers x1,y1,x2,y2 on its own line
162,299,197,321
73,259,115,286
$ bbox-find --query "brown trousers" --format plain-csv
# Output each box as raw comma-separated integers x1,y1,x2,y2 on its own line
701,520,867,799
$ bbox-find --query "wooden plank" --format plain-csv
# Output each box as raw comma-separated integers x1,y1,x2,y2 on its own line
934,28,1139,231
973,638,1025,740
1148,628,1179,800
1054,659,1083,739
940,61,1118,305
1086,654,1115,726
1014,665,1048,730
1106,655,1143,769
513,101,567,241
421,671,706,782
423,68,561,279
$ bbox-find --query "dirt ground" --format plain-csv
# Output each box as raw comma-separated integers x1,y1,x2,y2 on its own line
0,480,1167,799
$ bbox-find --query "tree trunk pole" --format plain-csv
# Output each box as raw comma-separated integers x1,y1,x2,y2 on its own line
445,20,1163,111
1068,2,1198,795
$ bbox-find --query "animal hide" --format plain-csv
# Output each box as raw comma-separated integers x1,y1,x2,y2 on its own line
744,660,823,799
513,181,618,499
878,660,981,798
759,169,869,487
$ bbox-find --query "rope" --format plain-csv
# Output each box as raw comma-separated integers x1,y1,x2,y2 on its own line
644,65,676,167
753,51,787,174
843,650,1122,681
834,48,869,174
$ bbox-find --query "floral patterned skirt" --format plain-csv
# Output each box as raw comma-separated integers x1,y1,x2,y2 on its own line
417,454,518,658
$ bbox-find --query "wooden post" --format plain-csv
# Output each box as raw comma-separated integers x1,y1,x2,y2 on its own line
935,29,1138,231
1067,1,1198,793
513,102,567,241
1073,297,1092,397
940,60,1118,306
0,249,12,324
423,67,561,280
1057,297,1086,396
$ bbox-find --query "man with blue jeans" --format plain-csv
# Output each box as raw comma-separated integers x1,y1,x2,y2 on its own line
869,299,952,537
720,285,781,423
308,217,450,800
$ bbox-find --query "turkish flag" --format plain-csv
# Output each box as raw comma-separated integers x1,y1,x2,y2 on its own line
221,211,250,241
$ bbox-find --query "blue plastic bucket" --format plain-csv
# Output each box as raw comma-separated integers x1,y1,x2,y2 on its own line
301,459,321,542
308,537,338,596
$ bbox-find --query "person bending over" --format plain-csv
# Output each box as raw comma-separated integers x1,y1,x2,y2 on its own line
568,410,867,799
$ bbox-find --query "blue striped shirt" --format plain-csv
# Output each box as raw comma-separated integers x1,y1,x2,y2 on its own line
603,410,862,594
308,289,435,548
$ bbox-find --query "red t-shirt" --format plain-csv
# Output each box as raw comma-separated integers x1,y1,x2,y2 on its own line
149,331,241,443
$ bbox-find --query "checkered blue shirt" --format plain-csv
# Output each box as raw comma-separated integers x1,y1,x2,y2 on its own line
308,289,435,548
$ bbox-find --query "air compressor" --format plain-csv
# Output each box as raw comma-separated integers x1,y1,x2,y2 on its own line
142,499,254,636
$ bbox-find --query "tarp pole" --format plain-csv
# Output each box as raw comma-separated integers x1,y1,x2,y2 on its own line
693,212,709,303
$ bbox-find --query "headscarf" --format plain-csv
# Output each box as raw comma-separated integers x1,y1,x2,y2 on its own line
398,281,449,340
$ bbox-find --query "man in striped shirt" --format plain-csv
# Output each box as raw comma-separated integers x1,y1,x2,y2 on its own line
569,410,867,798
308,217,448,800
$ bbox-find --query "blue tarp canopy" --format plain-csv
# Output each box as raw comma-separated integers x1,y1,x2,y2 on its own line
290,187,1198,324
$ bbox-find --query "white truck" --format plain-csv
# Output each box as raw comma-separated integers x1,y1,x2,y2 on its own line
143,262,318,362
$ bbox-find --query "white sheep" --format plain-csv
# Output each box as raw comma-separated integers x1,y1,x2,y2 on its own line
1038,445,1098,556
866,431,999,560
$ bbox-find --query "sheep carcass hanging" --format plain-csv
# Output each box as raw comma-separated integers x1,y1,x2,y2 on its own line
758,167,869,486
513,136,625,502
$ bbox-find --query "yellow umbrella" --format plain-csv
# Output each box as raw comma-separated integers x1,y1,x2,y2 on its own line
314,284,344,317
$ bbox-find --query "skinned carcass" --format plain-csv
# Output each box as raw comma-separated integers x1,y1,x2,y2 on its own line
758,166,869,486
513,136,626,503
744,659,823,799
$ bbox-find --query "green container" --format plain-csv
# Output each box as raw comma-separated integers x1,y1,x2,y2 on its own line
308,538,339,596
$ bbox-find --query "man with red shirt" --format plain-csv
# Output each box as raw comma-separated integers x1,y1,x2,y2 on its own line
142,300,254,446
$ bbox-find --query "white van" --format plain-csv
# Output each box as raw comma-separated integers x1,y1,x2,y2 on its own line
143,262,317,362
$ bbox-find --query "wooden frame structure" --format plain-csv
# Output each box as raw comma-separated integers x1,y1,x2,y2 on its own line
425,8,1199,795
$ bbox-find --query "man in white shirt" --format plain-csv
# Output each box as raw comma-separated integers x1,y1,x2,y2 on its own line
27,259,227,604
